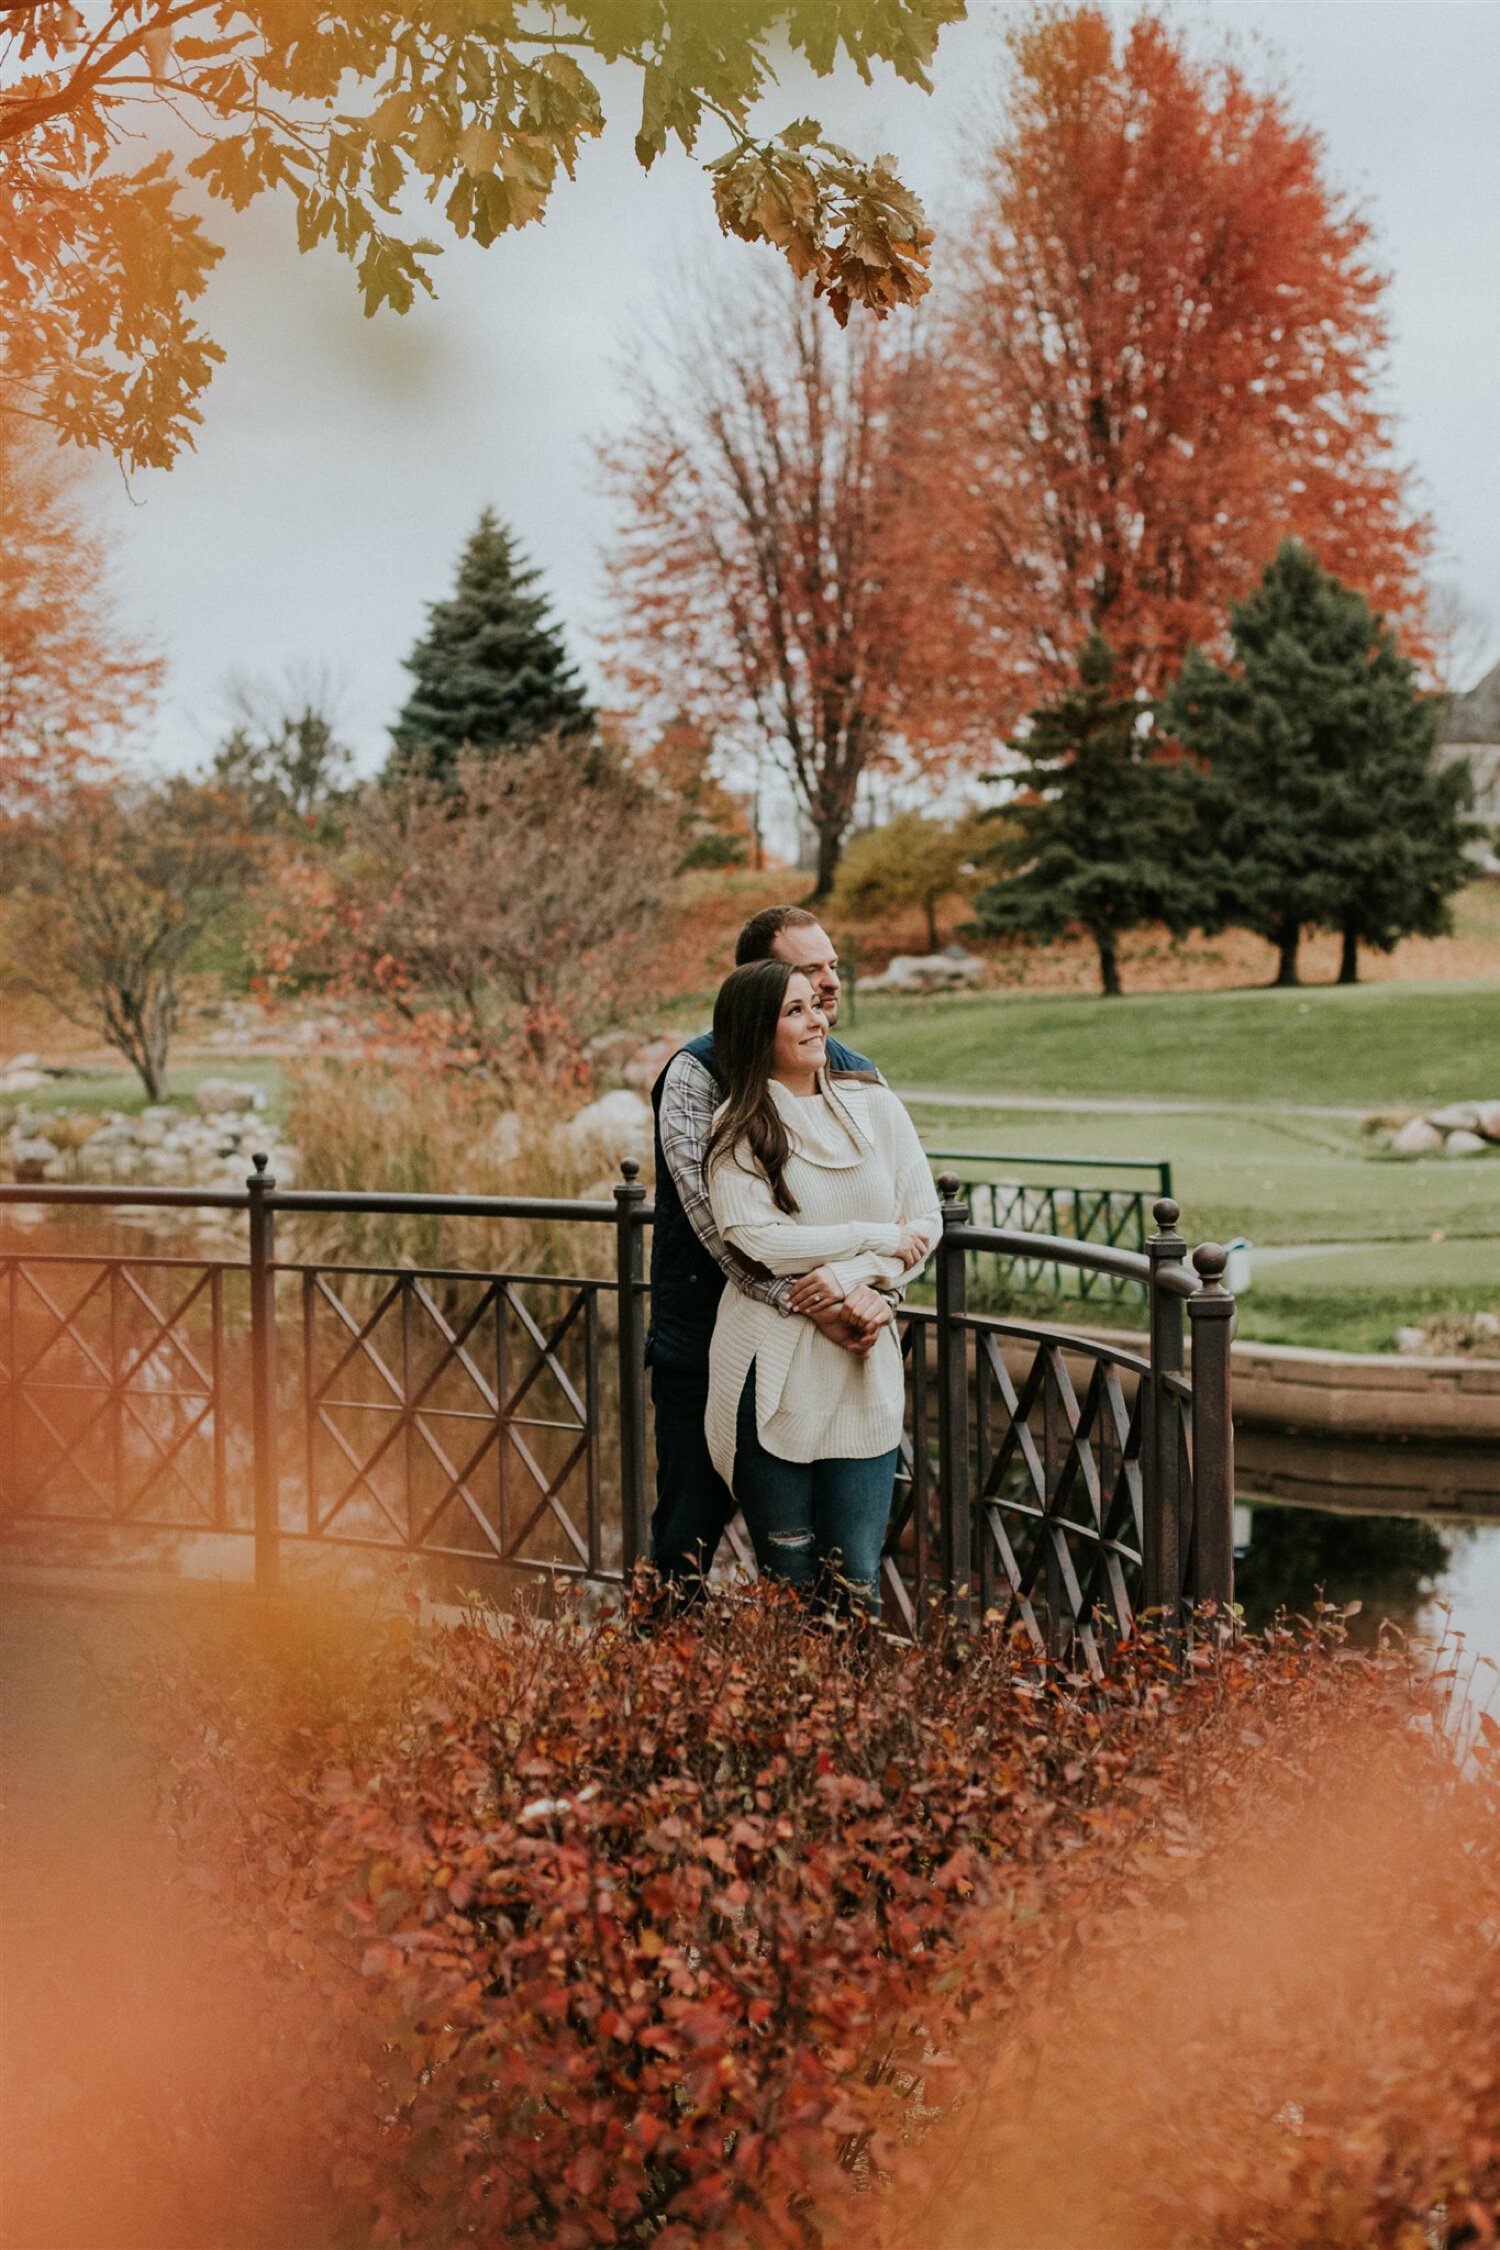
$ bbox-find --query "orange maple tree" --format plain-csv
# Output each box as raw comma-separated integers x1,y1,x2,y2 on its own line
601,273,958,895
0,417,160,810
931,6,1430,728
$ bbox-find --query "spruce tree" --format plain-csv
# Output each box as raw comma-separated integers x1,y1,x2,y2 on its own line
388,510,592,781
1161,542,1475,986
968,636,1192,996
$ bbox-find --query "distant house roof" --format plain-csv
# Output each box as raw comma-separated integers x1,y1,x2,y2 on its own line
1442,660,1500,746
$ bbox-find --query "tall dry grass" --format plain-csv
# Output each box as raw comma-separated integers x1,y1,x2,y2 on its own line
279,1059,634,1285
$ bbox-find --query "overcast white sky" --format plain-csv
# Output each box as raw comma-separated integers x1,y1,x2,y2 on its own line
84,0,1500,778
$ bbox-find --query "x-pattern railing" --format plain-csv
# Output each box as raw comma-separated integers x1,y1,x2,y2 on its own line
1,1255,226,1526
1,1166,1236,1638
945,1175,1155,1302
301,1265,605,1578
971,1326,1145,1673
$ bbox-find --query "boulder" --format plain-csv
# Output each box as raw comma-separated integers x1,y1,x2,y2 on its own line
1427,1102,1481,1133
194,1077,263,1118
0,1067,49,1094
585,1030,644,1081
10,1136,59,1182
1360,1109,1415,1137
1391,1117,1443,1157
1477,1102,1500,1144
486,1113,525,1167
623,1035,684,1092
858,948,985,995
1444,1129,1488,1159
560,1089,654,1170
130,1116,167,1147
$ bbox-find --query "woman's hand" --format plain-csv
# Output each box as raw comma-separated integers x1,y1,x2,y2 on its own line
896,1225,928,1270
842,1283,893,1335
787,1265,843,1316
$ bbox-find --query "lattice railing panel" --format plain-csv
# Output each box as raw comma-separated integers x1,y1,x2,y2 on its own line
300,1269,613,1577
0,1257,230,1528
969,1326,1146,1673
955,1181,1150,1302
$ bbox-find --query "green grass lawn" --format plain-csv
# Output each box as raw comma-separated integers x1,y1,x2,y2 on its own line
1,1056,287,1123
910,1102,1500,1251
855,977,1500,1109
889,974,1500,1353
911,1098,1500,1352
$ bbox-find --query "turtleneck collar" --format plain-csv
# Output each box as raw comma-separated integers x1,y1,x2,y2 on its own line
766,1073,871,1168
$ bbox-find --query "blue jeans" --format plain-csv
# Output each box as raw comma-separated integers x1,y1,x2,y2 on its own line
733,1368,897,1617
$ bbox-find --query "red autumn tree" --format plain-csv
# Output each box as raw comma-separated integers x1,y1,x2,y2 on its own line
602,273,959,894
933,6,1429,728
0,418,160,810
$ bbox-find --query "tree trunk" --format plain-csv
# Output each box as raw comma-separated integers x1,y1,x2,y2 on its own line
811,820,845,900
1093,928,1122,997
924,894,941,953
1338,925,1360,984
1272,919,1301,988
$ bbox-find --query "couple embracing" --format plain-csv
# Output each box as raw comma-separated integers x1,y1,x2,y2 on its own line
646,905,941,1619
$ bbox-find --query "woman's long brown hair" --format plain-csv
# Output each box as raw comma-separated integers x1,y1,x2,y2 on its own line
703,960,808,1215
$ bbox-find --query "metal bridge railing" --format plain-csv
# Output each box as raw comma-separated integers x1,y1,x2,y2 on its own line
924,1149,1173,1305
0,1161,1235,1659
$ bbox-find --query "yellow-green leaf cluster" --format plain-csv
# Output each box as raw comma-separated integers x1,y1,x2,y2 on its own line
0,0,964,469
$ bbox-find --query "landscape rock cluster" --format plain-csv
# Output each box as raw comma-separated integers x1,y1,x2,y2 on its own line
856,947,985,994
0,1052,70,1097
2,1078,296,1189
1395,1309,1500,1357
1365,1100,1500,1159
559,1089,655,1173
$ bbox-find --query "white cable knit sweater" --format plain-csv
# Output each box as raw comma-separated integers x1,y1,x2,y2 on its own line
704,1077,941,1488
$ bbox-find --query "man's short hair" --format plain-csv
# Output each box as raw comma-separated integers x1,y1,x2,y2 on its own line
735,904,822,966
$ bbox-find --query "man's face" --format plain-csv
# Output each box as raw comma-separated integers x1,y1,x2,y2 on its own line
770,921,840,1027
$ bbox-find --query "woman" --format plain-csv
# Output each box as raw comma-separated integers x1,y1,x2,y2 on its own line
703,959,941,1616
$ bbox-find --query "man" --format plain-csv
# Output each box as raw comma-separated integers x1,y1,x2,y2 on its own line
646,904,891,1592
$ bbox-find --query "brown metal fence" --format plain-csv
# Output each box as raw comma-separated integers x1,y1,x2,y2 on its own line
0,1160,1234,1653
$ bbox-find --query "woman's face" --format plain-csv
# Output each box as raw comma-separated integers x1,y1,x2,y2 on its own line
771,970,829,1080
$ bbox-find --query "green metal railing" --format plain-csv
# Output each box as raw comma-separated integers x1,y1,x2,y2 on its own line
924,1150,1173,1303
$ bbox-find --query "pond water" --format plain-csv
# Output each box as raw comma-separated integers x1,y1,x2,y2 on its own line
1236,1499,1500,1678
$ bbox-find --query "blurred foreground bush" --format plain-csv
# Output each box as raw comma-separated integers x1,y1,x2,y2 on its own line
137,1589,1500,2247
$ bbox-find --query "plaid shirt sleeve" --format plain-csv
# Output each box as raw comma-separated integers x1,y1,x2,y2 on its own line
658,1051,793,1315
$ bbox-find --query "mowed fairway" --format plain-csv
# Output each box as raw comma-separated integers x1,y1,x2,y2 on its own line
857,978,1500,1351
857,978,1499,1110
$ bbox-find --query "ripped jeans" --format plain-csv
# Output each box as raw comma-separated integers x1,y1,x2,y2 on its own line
732,1367,898,1617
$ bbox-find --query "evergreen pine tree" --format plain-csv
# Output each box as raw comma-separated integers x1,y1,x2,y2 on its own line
968,636,1192,996
388,510,592,781
1161,542,1475,986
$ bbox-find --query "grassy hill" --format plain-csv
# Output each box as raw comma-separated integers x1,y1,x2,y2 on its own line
855,979,1500,1110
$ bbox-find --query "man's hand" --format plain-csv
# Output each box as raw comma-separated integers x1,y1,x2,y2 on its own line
806,1297,881,1358
786,1264,843,1317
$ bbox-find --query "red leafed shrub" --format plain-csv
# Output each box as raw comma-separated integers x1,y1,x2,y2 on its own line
139,1588,1487,2248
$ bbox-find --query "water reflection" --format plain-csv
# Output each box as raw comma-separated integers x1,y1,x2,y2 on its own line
1235,1501,1450,1640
